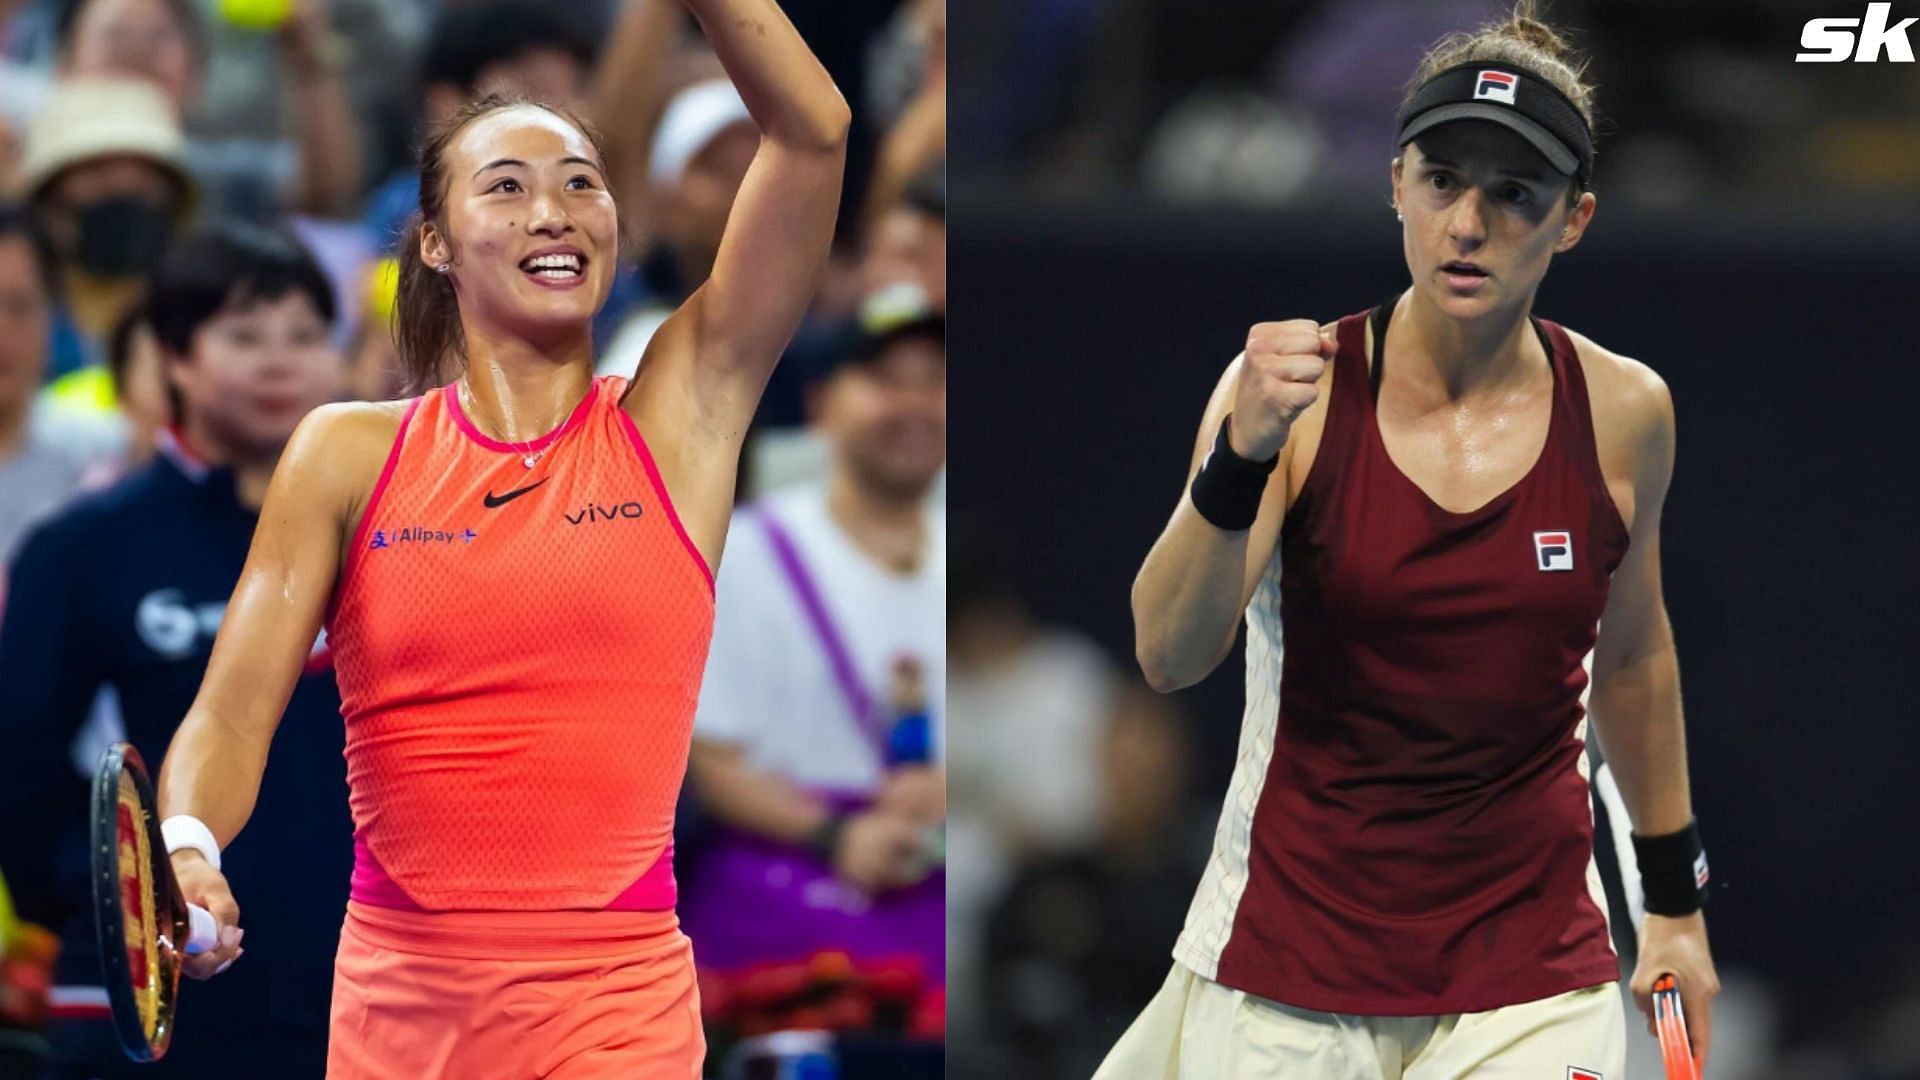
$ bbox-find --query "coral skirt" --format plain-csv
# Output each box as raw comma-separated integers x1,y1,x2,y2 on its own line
326,901,702,1079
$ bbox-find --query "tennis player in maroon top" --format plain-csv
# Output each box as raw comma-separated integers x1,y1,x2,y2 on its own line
1102,7,1721,1079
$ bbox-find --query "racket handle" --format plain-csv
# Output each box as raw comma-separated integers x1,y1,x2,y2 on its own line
184,904,220,955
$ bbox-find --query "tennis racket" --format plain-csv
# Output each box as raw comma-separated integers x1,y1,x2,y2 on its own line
1652,972,1702,1079
89,742,218,1062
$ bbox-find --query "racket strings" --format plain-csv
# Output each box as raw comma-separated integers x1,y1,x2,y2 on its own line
116,777,165,1037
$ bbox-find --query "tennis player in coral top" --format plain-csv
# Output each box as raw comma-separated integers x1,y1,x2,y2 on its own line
147,2,849,1075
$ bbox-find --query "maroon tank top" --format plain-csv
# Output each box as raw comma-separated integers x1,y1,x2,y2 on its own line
1194,302,1628,1016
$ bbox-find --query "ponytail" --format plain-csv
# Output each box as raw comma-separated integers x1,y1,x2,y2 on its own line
393,215,462,395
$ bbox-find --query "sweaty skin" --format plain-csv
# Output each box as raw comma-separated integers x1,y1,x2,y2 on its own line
1129,118,1720,1061
158,0,850,983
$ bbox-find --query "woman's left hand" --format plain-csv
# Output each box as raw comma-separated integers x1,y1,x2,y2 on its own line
1630,911,1721,1068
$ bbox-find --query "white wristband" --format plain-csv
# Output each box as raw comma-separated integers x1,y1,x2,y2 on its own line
160,815,222,872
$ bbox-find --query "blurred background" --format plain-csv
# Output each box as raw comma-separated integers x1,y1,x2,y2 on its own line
0,0,945,1077
948,2,1920,1079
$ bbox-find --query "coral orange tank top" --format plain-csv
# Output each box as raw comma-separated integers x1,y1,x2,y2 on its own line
326,375,714,911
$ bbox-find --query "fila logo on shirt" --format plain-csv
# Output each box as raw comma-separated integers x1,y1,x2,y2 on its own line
1474,69,1518,105
1534,530,1574,572
1569,1069,1604,1080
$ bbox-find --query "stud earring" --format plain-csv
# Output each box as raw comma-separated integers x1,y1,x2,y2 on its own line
435,263,450,273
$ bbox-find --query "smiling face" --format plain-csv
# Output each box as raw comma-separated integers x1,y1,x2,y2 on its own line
1392,121,1595,321
420,106,617,346
816,333,947,503
167,290,344,457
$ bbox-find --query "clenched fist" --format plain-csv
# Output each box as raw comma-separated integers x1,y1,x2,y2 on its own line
1231,320,1335,462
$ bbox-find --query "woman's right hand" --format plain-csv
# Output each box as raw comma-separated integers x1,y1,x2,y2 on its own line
1231,319,1336,461
169,850,243,979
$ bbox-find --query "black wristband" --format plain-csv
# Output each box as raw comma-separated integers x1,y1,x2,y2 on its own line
809,811,849,864
1632,819,1709,916
1189,415,1279,531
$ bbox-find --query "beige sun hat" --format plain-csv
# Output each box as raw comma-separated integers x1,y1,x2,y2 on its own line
19,79,193,208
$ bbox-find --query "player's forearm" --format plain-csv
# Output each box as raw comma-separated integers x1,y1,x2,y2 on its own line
155,706,272,847
1132,502,1250,691
684,0,851,153
687,741,830,845
1589,640,1693,836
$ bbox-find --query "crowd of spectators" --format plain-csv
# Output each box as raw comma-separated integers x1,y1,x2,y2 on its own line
0,1,945,1076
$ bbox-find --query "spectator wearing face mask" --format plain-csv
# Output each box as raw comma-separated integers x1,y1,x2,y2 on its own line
19,78,194,382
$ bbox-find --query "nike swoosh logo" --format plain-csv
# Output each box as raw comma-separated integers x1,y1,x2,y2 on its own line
483,479,548,508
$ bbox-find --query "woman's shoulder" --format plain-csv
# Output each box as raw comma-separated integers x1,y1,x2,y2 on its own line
278,399,418,505
1558,326,1672,427
1558,327,1675,472
307,398,414,452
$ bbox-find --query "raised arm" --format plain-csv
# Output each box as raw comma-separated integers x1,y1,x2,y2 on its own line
1133,321,1332,691
278,0,364,216
630,0,850,427
861,3,945,237
154,403,374,976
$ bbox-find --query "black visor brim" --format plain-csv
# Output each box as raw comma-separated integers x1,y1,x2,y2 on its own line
1399,103,1580,179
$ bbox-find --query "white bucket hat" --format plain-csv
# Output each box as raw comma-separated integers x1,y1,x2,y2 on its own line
20,79,192,207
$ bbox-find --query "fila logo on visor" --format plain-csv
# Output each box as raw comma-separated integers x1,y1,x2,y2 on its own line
1534,531,1574,572
1568,1069,1604,1080
1475,69,1518,105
